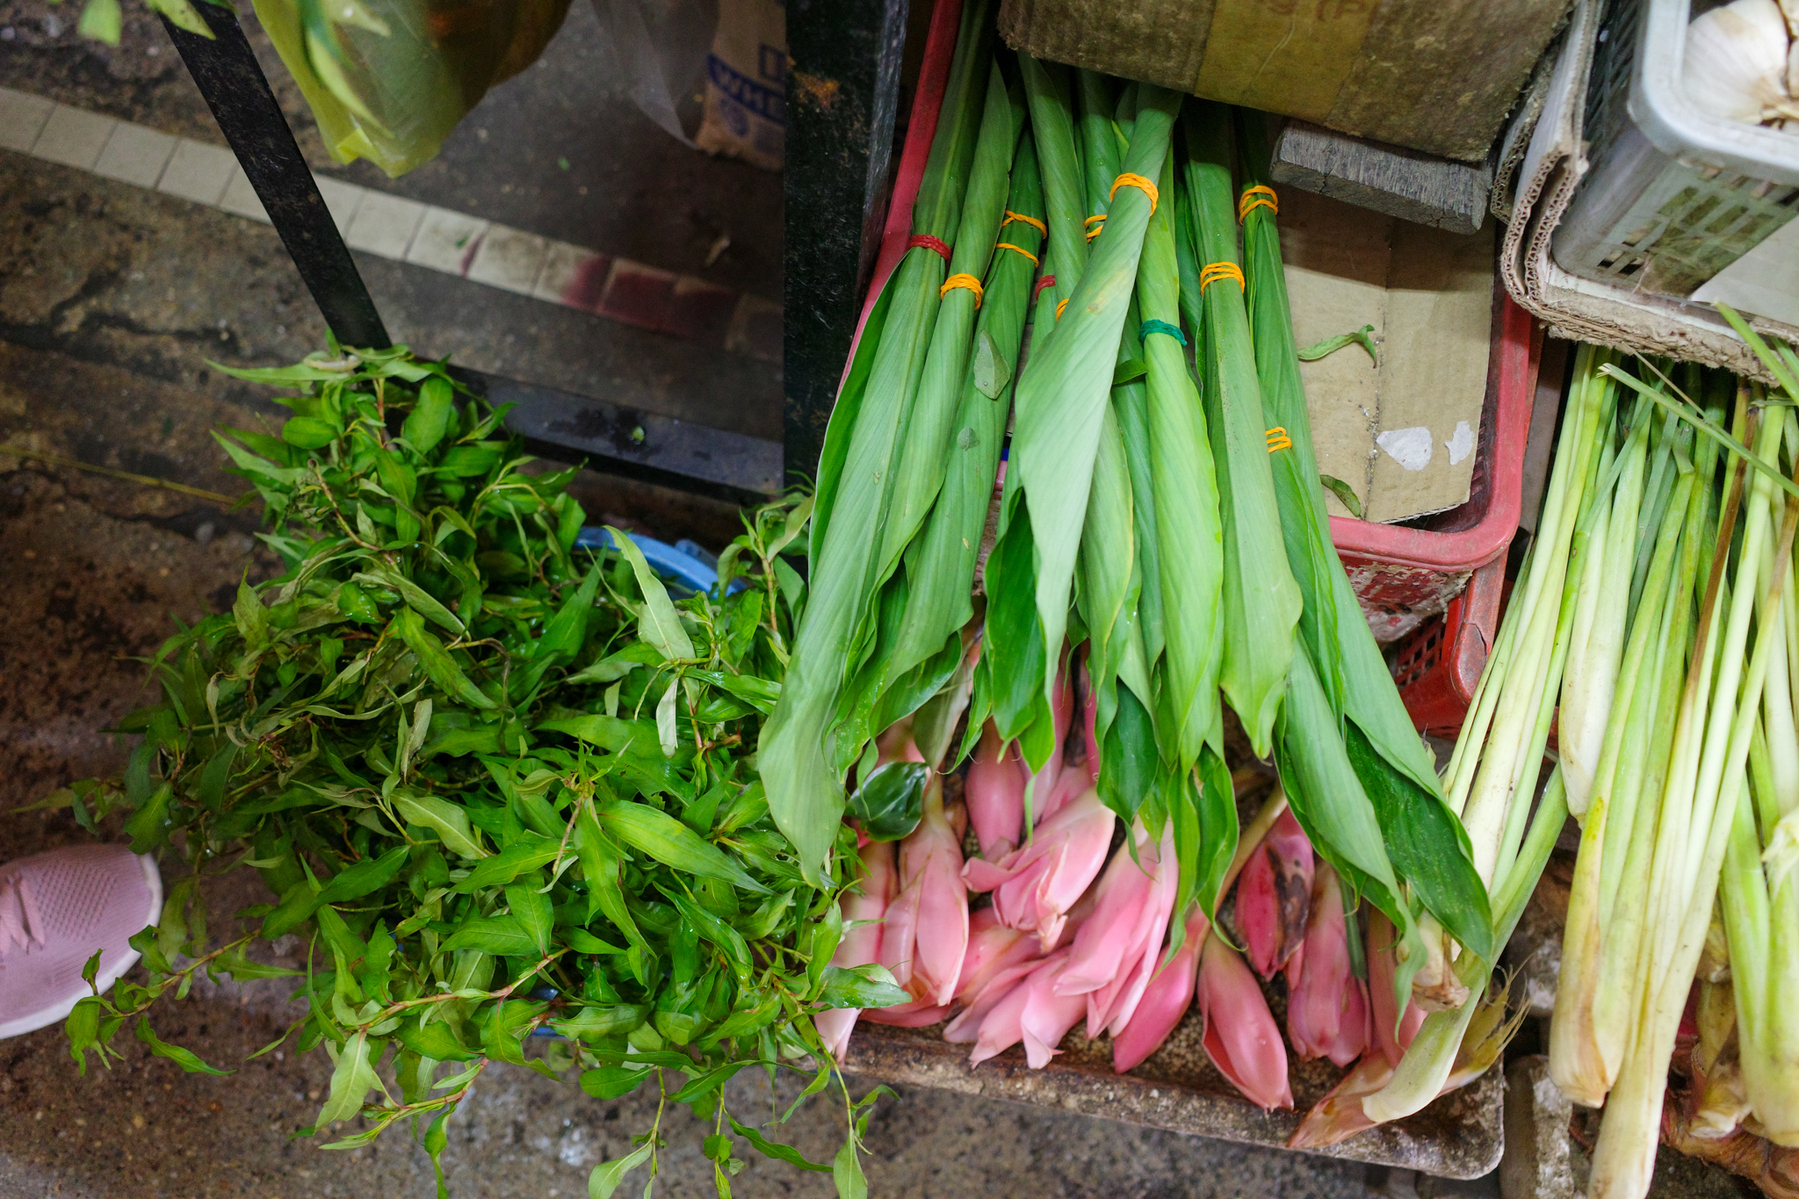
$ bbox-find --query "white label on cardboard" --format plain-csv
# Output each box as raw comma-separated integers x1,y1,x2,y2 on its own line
1377,427,1433,472
1446,420,1476,466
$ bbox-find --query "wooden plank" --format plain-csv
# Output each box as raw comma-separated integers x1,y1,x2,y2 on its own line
1271,119,1493,236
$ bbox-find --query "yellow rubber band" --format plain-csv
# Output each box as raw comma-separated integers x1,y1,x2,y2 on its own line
1056,298,1070,320
995,242,1039,266
1265,427,1292,453
1238,185,1278,222
1084,216,1106,242
1001,210,1047,236
1199,261,1244,292
940,273,984,308
1108,173,1158,213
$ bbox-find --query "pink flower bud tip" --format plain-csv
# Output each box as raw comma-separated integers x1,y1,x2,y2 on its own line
1198,933,1293,1111
1234,809,1313,980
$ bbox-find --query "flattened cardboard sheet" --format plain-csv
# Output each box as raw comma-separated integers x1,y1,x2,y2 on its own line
1279,188,1494,523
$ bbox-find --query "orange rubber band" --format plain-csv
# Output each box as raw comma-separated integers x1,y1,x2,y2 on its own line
1001,210,1047,236
940,272,984,307
995,242,1039,266
1238,185,1278,222
1084,214,1106,242
1108,173,1158,213
1056,298,1070,320
1199,261,1244,292
1265,427,1292,453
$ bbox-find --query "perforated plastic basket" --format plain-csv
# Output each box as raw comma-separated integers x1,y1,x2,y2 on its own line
1552,0,1799,311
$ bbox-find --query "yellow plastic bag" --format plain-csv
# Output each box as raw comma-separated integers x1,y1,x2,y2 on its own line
254,0,571,176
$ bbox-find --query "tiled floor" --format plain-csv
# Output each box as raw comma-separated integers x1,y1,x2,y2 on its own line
0,84,779,363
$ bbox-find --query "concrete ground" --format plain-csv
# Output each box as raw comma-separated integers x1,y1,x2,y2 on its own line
0,4,1763,1197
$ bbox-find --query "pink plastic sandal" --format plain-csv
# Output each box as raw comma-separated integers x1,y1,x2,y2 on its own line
0,844,162,1039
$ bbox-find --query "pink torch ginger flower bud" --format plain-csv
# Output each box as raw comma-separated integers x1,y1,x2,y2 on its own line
1197,933,1293,1111
1021,669,1074,825
1055,823,1179,1038
967,723,1028,859
954,907,1036,1002
962,788,1115,951
1284,862,1372,1068
1366,910,1426,1067
966,950,1088,1069
816,840,897,1061
1234,809,1313,979
878,777,968,1007
1112,906,1209,1073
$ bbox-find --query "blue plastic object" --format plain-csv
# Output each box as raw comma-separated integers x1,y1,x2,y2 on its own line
573,527,737,596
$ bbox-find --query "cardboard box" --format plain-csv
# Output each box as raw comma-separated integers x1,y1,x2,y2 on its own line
998,0,1573,163
1282,188,1495,523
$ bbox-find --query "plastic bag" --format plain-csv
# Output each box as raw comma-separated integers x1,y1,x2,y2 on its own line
590,0,718,146
253,0,572,176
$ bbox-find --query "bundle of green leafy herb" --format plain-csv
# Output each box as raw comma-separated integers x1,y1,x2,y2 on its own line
52,346,903,1198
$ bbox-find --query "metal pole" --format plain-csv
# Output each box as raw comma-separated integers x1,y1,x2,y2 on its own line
160,4,391,350
782,0,910,488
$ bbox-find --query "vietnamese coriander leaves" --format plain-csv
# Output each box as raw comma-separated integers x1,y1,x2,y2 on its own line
53,346,902,1198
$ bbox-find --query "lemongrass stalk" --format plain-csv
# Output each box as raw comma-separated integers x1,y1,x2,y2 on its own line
1551,467,1695,1105
1362,768,1569,1122
1445,349,1610,816
1457,358,1615,880
1591,407,1797,1199
1563,400,1652,815
1727,451,1799,1145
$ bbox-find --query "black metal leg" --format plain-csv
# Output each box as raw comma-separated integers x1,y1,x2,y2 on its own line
160,4,391,350
782,0,910,488
158,0,786,500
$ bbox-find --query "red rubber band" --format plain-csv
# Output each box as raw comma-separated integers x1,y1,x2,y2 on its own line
908,234,951,262
1033,274,1057,302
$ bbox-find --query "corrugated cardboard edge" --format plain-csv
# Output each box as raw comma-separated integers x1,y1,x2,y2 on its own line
998,0,1573,162
1495,0,1793,382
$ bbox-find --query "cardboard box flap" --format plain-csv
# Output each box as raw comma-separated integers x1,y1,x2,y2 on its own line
1281,188,1494,523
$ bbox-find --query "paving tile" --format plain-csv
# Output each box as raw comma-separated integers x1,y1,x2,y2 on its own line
218,167,270,223
312,175,366,233
342,191,426,258
31,104,115,170
724,294,782,363
156,137,237,205
594,259,677,331
405,206,489,275
659,277,740,348
91,121,178,188
467,225,549,296
533,240,612,310
0,87,55,154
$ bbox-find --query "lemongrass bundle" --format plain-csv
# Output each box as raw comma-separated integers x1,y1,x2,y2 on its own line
1364,347,1626,1123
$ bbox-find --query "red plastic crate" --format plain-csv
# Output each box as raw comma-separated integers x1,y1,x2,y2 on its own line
846,0,1539,734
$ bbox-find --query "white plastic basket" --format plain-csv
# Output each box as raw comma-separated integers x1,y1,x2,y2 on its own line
1551,0,1799,327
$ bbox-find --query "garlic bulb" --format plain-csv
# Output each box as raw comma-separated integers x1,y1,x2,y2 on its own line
1684,0,1799,125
